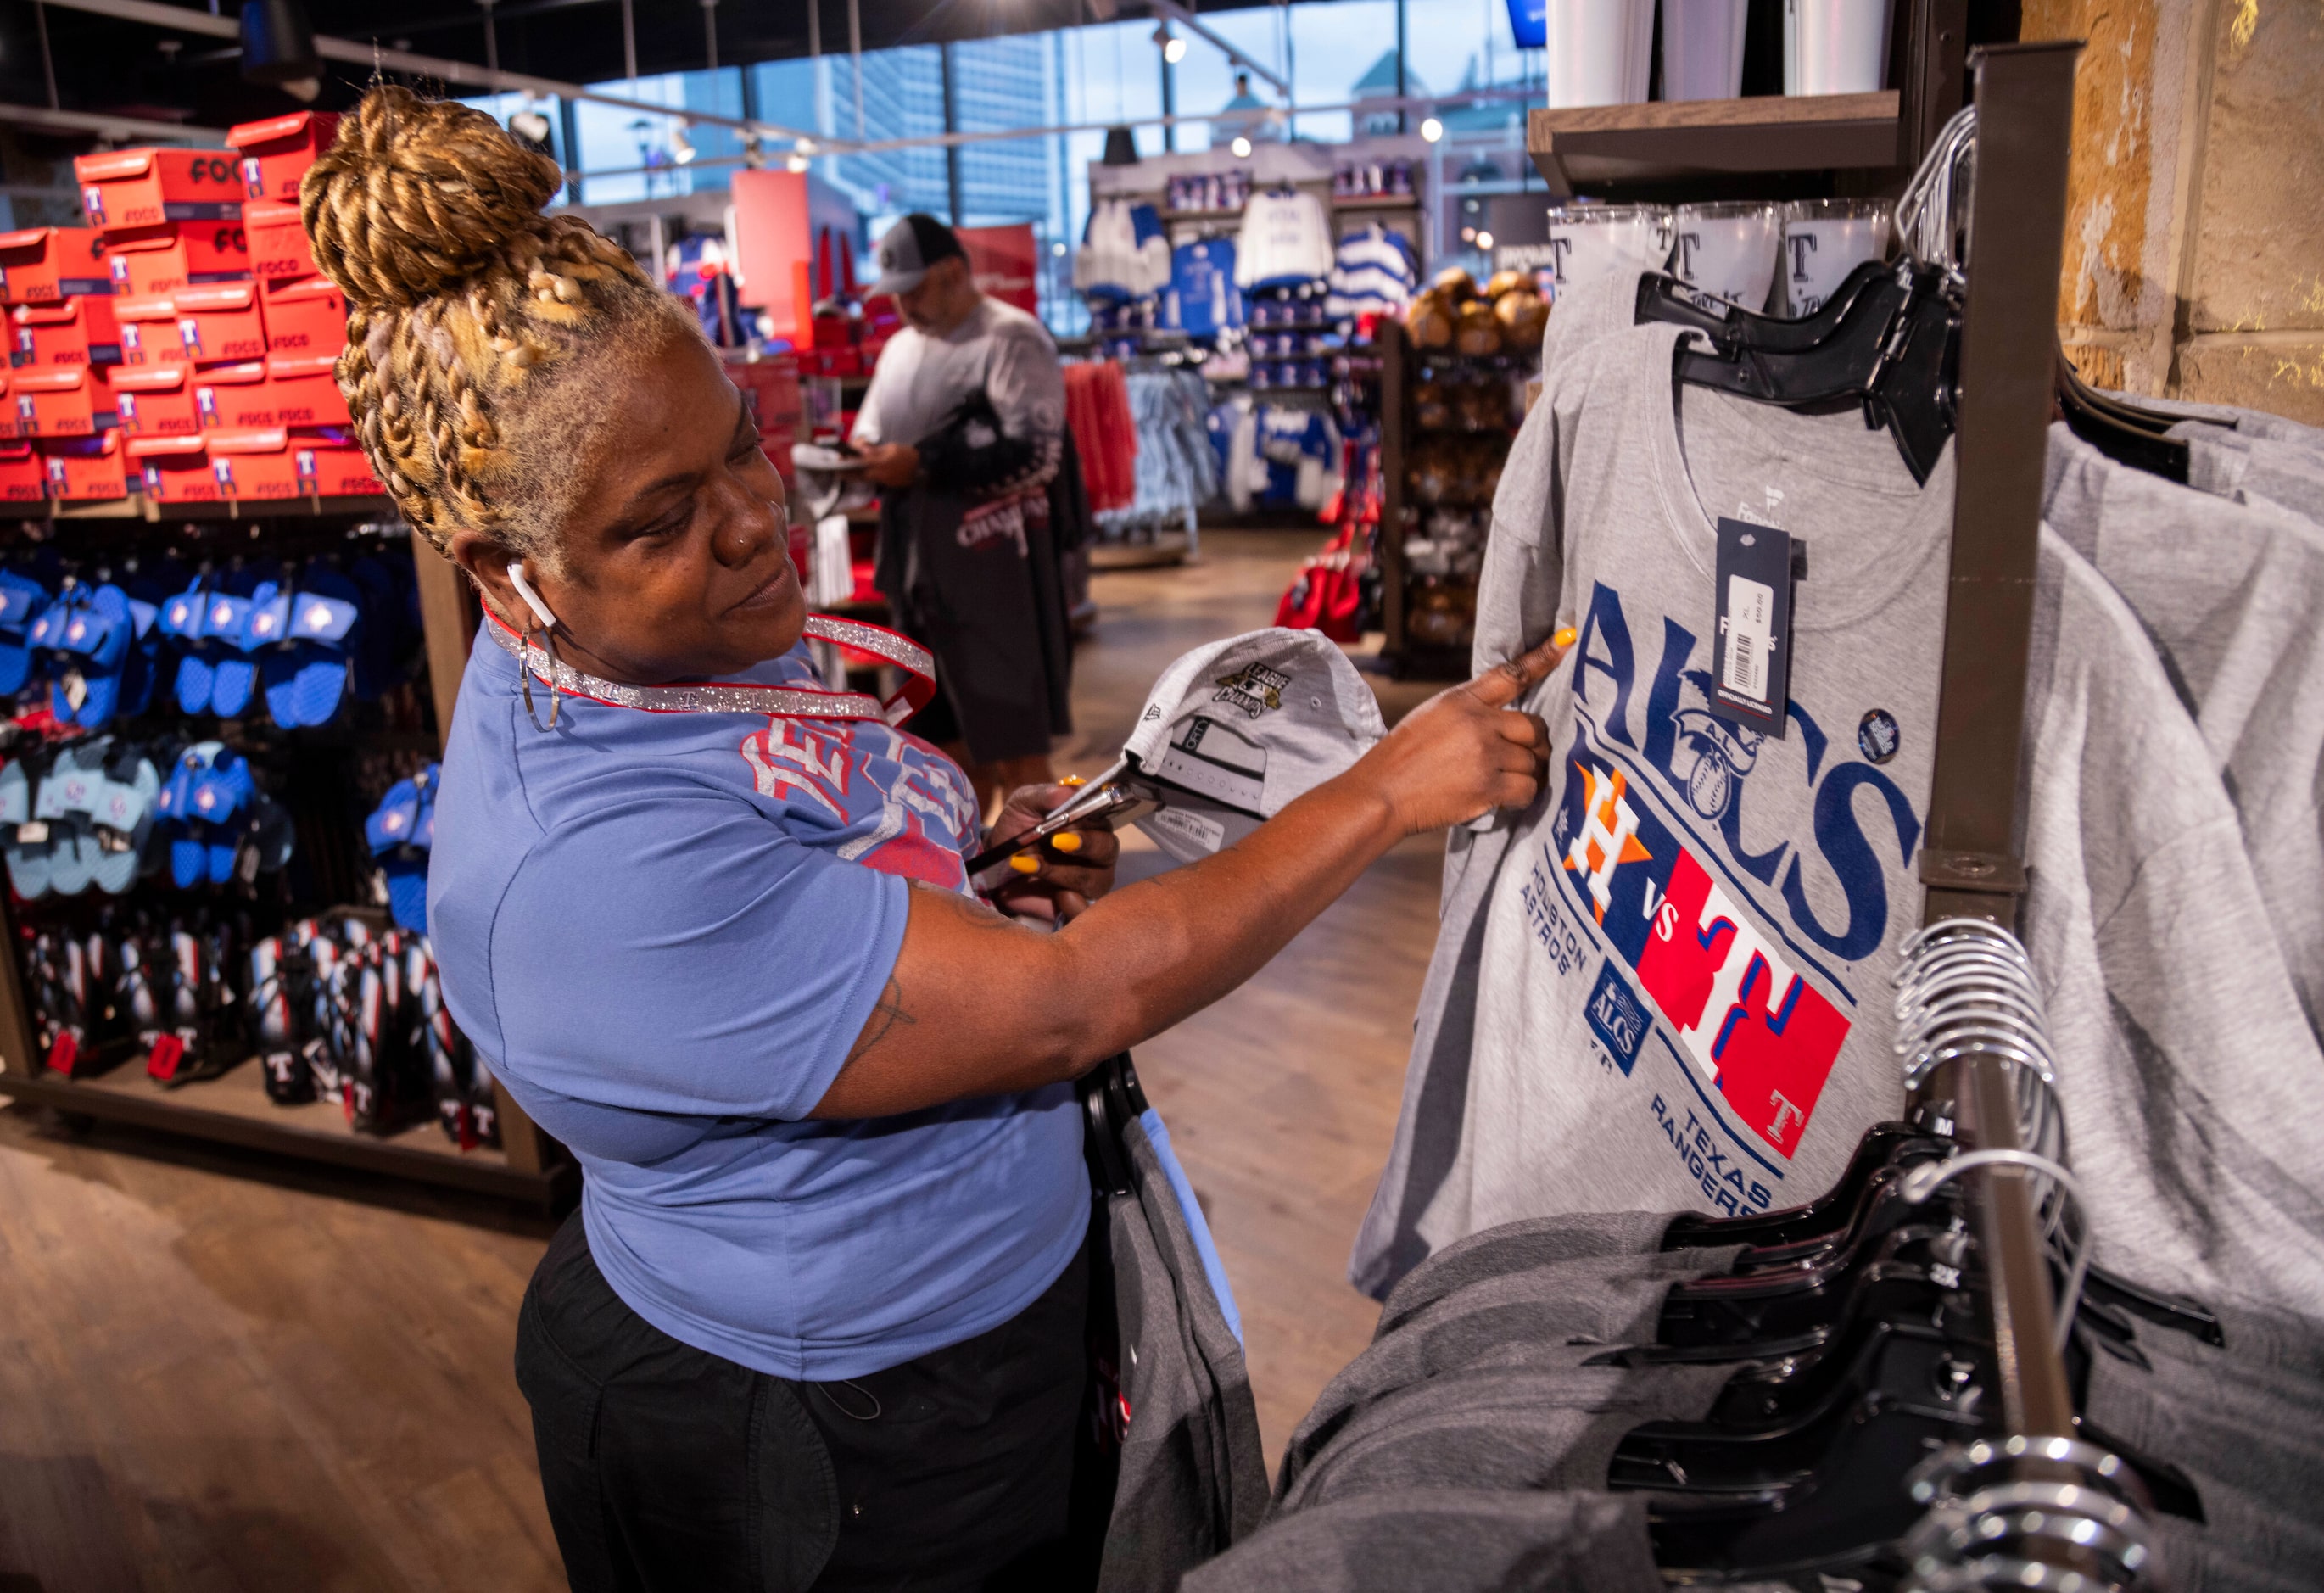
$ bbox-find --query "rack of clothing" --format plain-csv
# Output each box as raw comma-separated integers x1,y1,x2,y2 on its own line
1195,42,2320,1591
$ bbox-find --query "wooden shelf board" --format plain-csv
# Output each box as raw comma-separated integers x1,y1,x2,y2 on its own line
1528,92,1900,195
0,1055,573,1205
22,494,397,523
1332,194,1423,211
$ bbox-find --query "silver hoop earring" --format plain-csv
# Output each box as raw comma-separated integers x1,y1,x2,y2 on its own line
519,622,563,732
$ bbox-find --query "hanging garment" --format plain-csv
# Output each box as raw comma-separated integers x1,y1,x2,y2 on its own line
1104,368,1221,534
1235,189,1334,291
1167,239,1243,337
1066,361,1139,515
1078,199,1173,305
1325,224,1420,319
875,394,1073,763
1349,317,2324,1320
2163,420,2324,522
1226,404,1343,514
2041,422,2324,1035
1080,1058,1270,1593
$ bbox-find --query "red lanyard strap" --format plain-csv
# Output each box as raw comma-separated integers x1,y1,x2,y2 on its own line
486,611,935,725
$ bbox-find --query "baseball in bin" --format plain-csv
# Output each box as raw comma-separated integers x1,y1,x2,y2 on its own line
9,297,120,368
12,366,116,437
37,431,130,500
225,112,341,204
261,276,346,355
0,228,114,304
113,293,187,365
192,360,271,429
112,364,199,435
247,199,321,282
170,281,268,364
103,222,251,299
128,432,222,501
74,148,245,231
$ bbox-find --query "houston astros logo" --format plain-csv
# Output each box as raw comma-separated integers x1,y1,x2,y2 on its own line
1562,763,1651,924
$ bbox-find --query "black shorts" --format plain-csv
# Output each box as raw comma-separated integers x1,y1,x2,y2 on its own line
514,1212,1090,1592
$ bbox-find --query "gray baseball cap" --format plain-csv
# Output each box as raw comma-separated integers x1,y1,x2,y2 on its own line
867,212,967,299
1122,628,1387,863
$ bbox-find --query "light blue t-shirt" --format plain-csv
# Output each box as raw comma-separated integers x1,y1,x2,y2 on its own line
428,629,1087,1380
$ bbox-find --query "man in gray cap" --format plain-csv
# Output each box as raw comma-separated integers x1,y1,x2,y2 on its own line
852,213,1072,811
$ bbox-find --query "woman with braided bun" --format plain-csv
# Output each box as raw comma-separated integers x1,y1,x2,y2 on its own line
304,87,1561,1590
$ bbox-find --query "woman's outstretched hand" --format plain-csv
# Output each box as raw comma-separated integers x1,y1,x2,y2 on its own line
983,781,1121,923
1344,630,1569,836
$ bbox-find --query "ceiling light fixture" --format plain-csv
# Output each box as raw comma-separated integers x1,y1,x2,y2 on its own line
671,123,697,165
1153,25,1187,63
510,103,554,145
1419,115,1443,143
785,152,810,173
1475,230,1494,250
1230,134,1252,158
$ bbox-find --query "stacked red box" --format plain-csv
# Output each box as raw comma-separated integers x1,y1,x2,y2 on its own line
12,367,116,437
104,223,250,298
226,113,339,204
126,432,220,501
0,228,113,304
265,354,349,426
75,148,243,231
0,439,40,502
38,431,129,500
170,281,268,364
262,276,345,355
191,360,271,429
110,364,198,435
114,293,185,365
199,426,380,501
248,200,320,282
10,297,120,368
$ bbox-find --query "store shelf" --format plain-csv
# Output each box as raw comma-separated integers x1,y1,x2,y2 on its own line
1332,194,1422,211
1159,208,1243,224
27,494,395,523
0,1054,576,1207
1527,92,1901,196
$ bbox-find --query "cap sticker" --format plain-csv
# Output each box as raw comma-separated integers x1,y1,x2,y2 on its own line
1211,662,1288,719
1858,709,1900,764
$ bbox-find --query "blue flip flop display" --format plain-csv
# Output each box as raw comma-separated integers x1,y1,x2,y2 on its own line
364,763,439,934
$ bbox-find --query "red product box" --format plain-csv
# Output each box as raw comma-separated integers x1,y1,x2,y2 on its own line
0,227,114,304
105,223,251,299
170,281,268,364
110,363,199,435
226,112,340,203
286,428,381,496
200,427,378,500
114,293,185,365
126,432,221,501
265,353,349,427
75,148,244,231
262,275,346,355
38,431,129,500
12,366,116,437
725,352,802,425
0,439,40,501
192,360,272,429
247,199,320,282
10,296,120,368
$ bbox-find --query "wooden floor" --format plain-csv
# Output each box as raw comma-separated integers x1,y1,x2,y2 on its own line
0,531,1460,1592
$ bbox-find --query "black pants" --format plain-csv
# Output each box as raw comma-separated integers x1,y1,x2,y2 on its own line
515,1213,1090,1592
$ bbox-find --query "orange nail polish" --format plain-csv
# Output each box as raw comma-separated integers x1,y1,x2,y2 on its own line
1551,627,1578,649
1009,853,1042,875
1059,774,1087,787
1050,831,1083,853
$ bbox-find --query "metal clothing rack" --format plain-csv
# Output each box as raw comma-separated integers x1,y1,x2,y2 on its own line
1903,42,2141,1588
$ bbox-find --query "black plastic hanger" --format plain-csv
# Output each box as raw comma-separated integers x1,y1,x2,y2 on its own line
1662,1119,1948,1253
1633,258,1892,355
2056,338,2190,482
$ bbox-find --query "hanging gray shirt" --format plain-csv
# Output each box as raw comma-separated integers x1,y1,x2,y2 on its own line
2160,420,2324,523
2042,423,2324,1031
1354,322,2324,1316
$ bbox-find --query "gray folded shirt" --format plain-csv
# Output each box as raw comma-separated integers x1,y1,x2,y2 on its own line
1180,1487,1663,1593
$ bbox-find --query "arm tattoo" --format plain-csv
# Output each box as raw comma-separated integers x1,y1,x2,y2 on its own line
847,975,916,1062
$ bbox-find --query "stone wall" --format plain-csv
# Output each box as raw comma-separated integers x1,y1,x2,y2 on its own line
2025,0,2324,422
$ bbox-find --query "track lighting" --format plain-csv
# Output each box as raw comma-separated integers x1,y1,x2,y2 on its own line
671,123,697,165
1419,115,1444,143
1230,135,1252,158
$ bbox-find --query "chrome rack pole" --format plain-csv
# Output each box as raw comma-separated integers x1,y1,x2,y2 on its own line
1913,34,2083,1458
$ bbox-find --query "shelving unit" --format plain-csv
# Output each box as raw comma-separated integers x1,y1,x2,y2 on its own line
1528,92,1902,196
0,495,577,1212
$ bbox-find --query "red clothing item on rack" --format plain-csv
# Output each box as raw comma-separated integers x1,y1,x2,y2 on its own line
1064,361,1137,514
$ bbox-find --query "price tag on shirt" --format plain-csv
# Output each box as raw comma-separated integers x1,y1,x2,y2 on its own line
1712,517,1796,738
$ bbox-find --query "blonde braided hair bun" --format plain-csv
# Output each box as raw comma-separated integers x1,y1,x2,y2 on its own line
300,85,699,564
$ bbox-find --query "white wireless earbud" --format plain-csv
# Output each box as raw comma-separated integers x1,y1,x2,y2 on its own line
507,562,558,632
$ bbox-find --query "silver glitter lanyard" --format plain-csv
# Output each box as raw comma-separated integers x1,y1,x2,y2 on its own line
486,611,936,725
